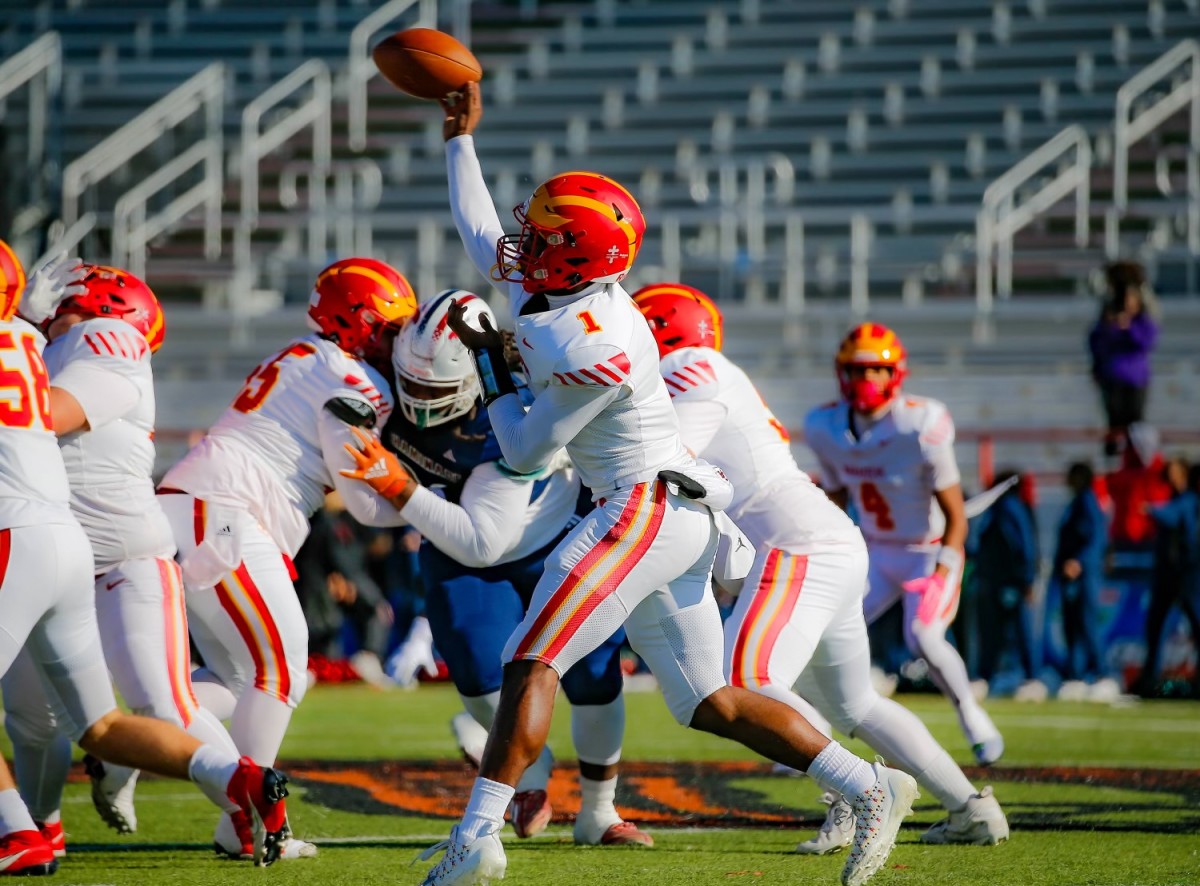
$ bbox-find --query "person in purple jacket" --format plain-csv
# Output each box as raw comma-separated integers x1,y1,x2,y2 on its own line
1088,261,1158,456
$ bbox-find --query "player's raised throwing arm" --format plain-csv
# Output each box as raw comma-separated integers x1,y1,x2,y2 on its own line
443,83,526,316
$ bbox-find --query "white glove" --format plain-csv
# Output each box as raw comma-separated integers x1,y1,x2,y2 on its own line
384,616,439,688
19,250,87,325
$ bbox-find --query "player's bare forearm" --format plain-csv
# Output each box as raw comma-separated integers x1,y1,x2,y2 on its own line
934,482,968,574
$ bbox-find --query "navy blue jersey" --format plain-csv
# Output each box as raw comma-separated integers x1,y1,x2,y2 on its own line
381,406,500,504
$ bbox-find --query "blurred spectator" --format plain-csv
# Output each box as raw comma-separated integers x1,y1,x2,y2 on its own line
293,491,395,687
1048,462,1112,694
1136,459,1200,698
1103,423,1171,552
1088,260,1158,456
968,471,1040,691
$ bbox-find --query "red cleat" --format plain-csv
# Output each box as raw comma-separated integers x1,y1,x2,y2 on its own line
0,830,57,876
510,789,552,838
599,821,654,847
224,756,289,866
33,822,64,860
213,809,254,860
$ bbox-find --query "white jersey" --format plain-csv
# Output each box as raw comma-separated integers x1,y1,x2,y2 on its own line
44,318,175,571
663,347,861,553
446,134,692,496
162,334,401,558
0,317,73,528
804,394,960,546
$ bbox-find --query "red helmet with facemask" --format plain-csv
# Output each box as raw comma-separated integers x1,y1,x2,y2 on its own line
631,283,723,358
308,258,418,368
494,171,646,295
52,265,166,352
835,322,908,413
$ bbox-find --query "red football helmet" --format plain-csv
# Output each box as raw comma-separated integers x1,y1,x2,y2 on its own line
631,283,723,357
53,265,166,352
835,322,908,413
495,170,646,295
0,239,27,322
308,258,418,367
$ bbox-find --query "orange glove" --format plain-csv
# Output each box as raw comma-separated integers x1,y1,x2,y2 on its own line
340,427,417,506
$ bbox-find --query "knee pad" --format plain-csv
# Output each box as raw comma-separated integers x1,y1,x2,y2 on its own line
630,601,726,727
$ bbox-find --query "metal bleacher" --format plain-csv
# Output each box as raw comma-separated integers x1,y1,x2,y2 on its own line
1,0,1198,483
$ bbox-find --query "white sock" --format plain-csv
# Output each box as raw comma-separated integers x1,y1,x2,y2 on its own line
229,689,293,766
0,789,37,836
40,810,60,827
805,741,876,798
187,744,241,814
570,697,624,766
460,777,513,842
574,775,622,843
461,691,501,731
515,745,554,793
12,733,71,823
914,752,977,810
854,697,974,809
186,707,241,757
191,669,238,721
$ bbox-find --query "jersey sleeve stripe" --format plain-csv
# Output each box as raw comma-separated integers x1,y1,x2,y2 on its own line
608,352,631,375
83,334,101,355
0,529,10,586
663,377,687,393
595,363,624,383
553,372,570,385
577,367,609,386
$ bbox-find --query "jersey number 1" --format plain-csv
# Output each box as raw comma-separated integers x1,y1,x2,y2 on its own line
577,310,602,334
0,331,53,431
858,481,896,531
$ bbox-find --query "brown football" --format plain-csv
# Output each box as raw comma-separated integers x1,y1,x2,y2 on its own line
372,28,482,100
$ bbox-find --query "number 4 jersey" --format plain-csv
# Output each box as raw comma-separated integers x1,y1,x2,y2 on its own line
0,317,71,528
803,395,960,546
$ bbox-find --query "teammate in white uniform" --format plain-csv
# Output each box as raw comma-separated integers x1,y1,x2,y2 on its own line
803,323,1003,765
0,242,289,874
157,257,416,859
354,82,918,886
634,284,1008,853
0,266,243,853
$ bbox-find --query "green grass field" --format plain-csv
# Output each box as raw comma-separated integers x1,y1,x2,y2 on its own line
6,684,1198,886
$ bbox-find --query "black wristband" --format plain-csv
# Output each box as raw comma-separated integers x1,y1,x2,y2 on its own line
471,346,518,406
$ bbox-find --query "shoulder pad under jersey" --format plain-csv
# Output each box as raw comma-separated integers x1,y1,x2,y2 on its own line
551,344,631,388
323,396,377,428
659,348,720,400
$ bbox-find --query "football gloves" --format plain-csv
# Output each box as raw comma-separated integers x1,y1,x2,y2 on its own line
19,250,87,325
340,426,418,505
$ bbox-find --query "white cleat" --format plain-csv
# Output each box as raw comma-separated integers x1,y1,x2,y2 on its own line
1086,678,1123,704
419,825,507,886
451,712,489,770
921,786,1009,845
83,755,139,834
796,792,854,855
1013,679,1049,703
1057,680,1089,702
960,704,1004,766
279,837,319,859
841,764,919,886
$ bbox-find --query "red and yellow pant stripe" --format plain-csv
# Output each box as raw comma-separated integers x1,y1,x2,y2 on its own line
514,480,667,664
156,557,199,727
214,562,292,704
729,548,809,689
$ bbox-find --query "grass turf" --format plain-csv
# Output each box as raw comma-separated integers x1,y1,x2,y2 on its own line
5,684,1197,885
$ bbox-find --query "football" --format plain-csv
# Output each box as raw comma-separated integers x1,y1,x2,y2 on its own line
372,28,482,100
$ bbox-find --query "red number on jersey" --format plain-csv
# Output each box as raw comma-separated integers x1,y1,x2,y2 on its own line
0,331,54,431
858,481,895,531
233,342,317,413
577,310,603,334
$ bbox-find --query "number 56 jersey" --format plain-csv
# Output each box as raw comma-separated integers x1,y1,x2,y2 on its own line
803,395,960,547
